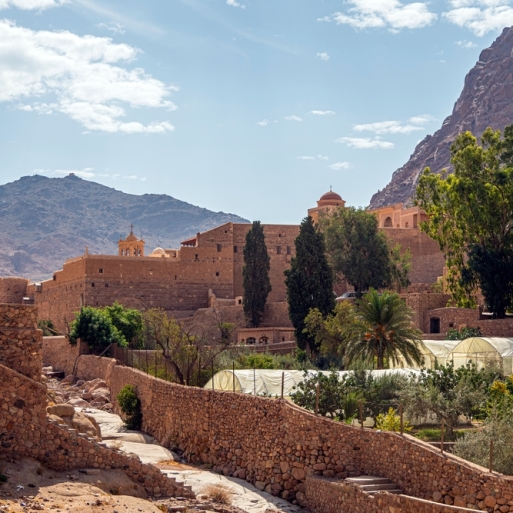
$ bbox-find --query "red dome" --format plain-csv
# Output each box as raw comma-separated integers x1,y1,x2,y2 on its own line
319,191,342,202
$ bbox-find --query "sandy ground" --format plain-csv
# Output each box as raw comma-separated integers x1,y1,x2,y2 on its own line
0,407,303,513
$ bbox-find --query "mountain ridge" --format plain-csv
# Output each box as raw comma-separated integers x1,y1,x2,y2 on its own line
369,26,513,209
0,174,250,281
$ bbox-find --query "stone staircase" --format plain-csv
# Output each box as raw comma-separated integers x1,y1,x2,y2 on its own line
346,475,402,495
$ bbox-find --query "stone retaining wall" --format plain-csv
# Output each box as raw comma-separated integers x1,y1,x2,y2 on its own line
304,476,480,513
43,338,513,512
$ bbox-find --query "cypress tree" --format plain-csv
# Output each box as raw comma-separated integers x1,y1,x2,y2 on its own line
285,216,335,353
243,221,272,327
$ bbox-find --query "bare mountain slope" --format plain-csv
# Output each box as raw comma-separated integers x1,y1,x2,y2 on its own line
0,174,249,281
369,26,513,209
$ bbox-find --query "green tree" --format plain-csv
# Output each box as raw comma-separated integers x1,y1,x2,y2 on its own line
103,302,144,348
284,216,335,353
345,289,424,370
322,207,411,293
416,125,513,318
243,221,272,328
116,384,142,430
69,306,125,352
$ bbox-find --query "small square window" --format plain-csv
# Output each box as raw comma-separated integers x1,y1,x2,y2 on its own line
216,271,220,277
98,268,103,274
91,283,95,287
174,275,177,280
195,254,199,261
278,233,282,237
105,283,108,287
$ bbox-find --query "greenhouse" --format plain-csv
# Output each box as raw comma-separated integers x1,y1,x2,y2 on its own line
203,368,419,397
391,340,459,369
448,337,513,375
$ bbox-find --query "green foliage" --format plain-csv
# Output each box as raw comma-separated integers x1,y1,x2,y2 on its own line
345,289,424,369
116,384,142,430
375,407,412,432
38,319,57,336
416,125,513,318
400,361,491,435
285,216,335,353
415,428,465,442
322,207,411,293
103,302,144,348
243,221,272,328
69,306,125,352
446,326,483,340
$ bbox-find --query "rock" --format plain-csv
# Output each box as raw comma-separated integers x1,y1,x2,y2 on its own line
81,392,93,400
91,388,110,399
47,414,66,424
47,403,75,417
484,496,497,508
67,398,91,408
432,491,443,503
70,411,101,438
369,27,513,209
291,468,305,480
61,375,75,384
84,378,108,393
254,481,265,491
76,380,85,386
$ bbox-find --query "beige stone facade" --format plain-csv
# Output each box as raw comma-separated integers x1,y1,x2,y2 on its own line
368,202,428,229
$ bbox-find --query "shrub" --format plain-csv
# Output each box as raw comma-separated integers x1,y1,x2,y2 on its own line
375,407,412,432
415,428,465,442
116,384,142,430
38,319,57,336
203,484,232,505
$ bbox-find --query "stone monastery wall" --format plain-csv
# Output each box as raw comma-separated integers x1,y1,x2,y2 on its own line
43,337,513,513
0,304,193,499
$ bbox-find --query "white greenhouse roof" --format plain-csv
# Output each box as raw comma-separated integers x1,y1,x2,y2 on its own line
450,337,513,358
204,368,420,397
421,340,460,358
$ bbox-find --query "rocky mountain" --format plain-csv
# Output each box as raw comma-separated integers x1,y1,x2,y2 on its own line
0,174,249,281
369,26,513,209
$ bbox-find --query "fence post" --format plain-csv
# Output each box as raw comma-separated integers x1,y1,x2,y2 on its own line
154,351,157,377
281,371,284,400
146,349,149,374
489,440,493,473
232,362,235,393
211,359,214,391
359,400,363,429
400,404,404,436
440,419,445,454
315,382,320,415
253,367,256,396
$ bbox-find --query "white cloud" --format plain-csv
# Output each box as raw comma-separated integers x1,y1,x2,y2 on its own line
0,0,66,10
123,174,138,179
39,168,96,179
284,115,302,121
317,155,329,160
310,110,335,116
328,162,351,170
316,52,330,61
455,39,477,47
299,156,315,160
257,119,268,126
336,137,394,149
353,115,434,134
319,0,436,31
443,2,513,36
96,22,125,35
226,0,246,8
1,20,177,133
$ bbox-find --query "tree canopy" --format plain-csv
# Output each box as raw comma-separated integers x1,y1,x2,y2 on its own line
243,220,272,328
285,216,335,353
416,125,513,317
322,207,411,293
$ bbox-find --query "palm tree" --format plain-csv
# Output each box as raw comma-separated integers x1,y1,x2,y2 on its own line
345,289,424,369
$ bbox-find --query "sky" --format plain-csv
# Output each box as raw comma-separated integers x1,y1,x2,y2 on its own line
0,0,509,224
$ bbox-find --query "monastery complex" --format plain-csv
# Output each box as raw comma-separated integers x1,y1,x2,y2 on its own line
0,191,485,339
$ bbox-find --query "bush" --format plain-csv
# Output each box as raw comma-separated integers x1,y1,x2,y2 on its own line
375,407,412,432
38,319,57,336
116,384,142,430
415,428,465,442
203,484,232,505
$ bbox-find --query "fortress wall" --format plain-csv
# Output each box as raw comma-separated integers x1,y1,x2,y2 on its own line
403,293,451,332
383,228,445,284
0,277,29,304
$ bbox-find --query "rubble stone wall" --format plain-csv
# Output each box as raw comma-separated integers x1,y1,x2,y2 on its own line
305,476,479,513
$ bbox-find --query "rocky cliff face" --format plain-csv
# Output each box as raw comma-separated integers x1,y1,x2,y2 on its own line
369,26,513,209
0,174,249,281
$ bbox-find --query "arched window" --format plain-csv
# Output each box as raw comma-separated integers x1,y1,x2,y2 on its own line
246,337,256,345
259,335,269,345
384,217,393,227
405,221,409,228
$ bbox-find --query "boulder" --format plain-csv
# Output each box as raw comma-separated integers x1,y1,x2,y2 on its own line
67,398,91,408
47,403,75,417
84,379,108,393
91,387,110,399
70,411,101,438
61,375,75,384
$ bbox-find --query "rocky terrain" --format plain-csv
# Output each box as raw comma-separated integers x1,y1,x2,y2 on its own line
369,26,513,209
0,174,249,281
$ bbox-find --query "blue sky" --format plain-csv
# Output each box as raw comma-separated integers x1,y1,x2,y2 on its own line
0,0,508,224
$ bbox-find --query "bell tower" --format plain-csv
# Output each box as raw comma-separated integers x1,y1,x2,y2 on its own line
118,224,145,257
